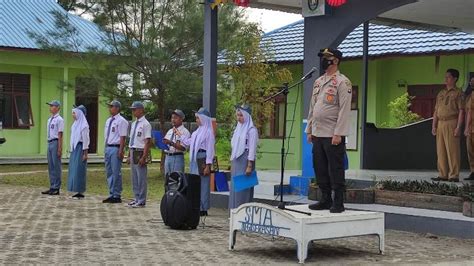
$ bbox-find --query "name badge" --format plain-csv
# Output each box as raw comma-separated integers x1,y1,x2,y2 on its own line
112,127,116,133
137,131,142,137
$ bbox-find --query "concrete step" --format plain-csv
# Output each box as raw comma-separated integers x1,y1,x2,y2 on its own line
254,181,291,196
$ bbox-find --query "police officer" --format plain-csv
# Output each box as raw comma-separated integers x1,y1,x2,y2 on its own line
305,48,352,213
432,69,464,183
463,76,474,181
128,101,152,208
102,100,129,203
162,109,190,175
42,100,64,195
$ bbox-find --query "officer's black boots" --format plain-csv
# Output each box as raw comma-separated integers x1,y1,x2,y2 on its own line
330,190,345,213
309,190,332,210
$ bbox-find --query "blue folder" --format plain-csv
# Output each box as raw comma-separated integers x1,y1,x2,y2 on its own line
152,130,169,150
232,171,258,192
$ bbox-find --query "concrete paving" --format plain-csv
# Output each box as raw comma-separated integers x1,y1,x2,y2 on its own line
0,186,473,264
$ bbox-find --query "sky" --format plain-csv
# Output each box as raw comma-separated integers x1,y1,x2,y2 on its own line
244,7,302,33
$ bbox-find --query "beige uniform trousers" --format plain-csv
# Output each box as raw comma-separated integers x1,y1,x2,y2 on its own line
436,119,460,179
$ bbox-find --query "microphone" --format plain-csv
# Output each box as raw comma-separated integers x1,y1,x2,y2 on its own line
300,66,318,81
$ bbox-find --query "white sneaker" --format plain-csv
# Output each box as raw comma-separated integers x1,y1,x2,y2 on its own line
131,202,145,208
127,200,137,206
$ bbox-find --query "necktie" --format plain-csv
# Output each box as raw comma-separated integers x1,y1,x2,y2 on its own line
130,120,139,147
105,117,115,144
47,116,55,140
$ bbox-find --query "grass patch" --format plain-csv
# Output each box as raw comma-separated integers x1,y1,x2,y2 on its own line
0,166,165,201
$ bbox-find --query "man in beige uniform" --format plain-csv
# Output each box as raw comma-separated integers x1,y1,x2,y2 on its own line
305,48,352,213
463,76,474,181
432,69,464,183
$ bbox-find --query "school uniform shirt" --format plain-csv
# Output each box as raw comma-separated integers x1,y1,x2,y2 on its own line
129,116,152,149
104,114,129,145
245,128,258,161
47,114,64,141
164,125,191,153
305,70,352,138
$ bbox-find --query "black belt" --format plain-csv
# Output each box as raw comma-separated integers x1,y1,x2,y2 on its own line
130,148,144,151
48,139,58,143
198,149,206,153
166,152,184,156
107,144,120,147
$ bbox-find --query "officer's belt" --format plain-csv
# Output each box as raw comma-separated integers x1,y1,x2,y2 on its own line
438,115,458,121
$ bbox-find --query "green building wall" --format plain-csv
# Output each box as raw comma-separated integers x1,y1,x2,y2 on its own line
0,50,109,157
257,53,474,171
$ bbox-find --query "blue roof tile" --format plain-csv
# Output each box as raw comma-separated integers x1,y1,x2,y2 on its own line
260,20,474,62
0,0,109,52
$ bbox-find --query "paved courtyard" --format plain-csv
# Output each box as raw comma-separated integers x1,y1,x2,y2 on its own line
0,186,473,264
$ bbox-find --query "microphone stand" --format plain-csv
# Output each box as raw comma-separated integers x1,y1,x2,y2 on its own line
264,75,314,216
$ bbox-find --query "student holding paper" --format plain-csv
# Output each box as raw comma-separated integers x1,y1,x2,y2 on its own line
174,107,215,216
229,104,259,209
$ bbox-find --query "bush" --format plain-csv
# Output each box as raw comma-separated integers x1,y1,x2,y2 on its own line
377,179,473,198
383,93,422,128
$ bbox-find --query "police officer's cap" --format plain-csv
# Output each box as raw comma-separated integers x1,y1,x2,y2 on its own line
318,48,343,60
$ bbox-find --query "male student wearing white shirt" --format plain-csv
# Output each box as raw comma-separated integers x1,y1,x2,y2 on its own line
102,100,129,204
42,100,64,196
127,101,152,208
163,109,190,175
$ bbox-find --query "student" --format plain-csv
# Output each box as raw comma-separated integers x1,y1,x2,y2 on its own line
163,109,190,175
102,100,129,203
67,105,90,199
229,104,258,209
128,101,152,208
174,107,215,216
42,100,64,196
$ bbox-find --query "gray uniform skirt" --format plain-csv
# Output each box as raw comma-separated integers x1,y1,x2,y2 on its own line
67,142,87,193
229,150,254,209
190,151,210,211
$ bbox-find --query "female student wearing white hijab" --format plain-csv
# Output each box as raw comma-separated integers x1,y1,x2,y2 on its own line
229,104,258,209
67,105,90,199
174,107,215,216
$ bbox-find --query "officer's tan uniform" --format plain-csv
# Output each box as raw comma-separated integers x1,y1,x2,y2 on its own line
305,70,352,137
465,94,474,172
434,87,464,179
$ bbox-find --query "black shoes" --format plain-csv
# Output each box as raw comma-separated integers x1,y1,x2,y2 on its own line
465,173,474,181
103,197,122,203
42,189,59,195
49,189,60,195
72,193,84,199
308,201,332,210
309,190,345,213
431,177,448,182
309,190,332,210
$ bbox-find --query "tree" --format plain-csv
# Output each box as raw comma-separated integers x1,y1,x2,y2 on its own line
215,26,293,165
30,0,260,123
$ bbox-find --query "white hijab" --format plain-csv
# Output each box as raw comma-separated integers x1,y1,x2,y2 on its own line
70,108,89,151
190,113,213,163
231,109,256,160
